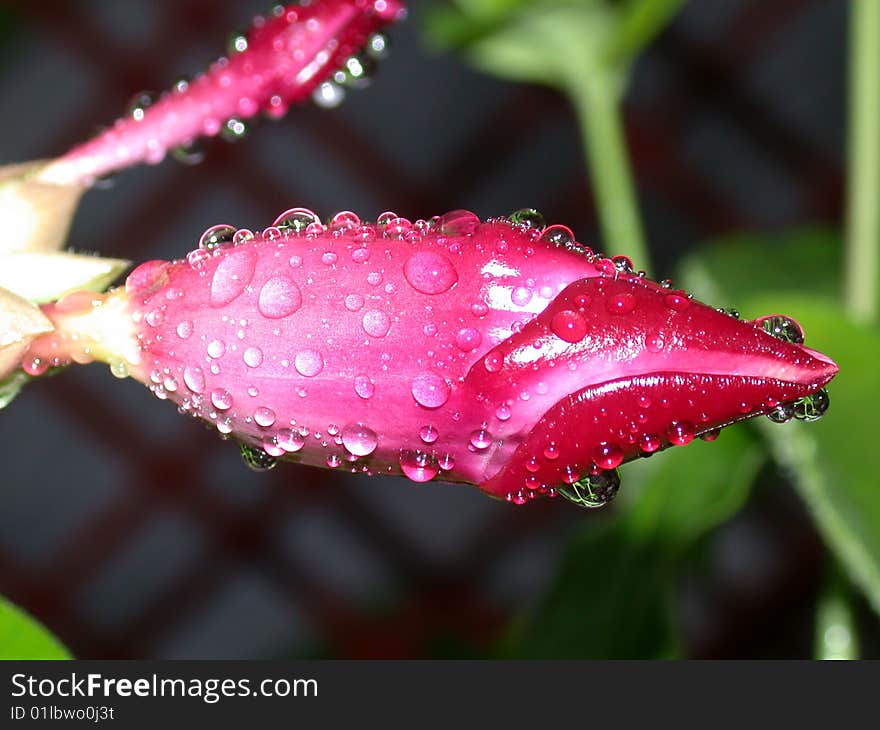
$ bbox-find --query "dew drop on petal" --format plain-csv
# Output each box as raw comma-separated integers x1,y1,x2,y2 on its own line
341,423,379,457
294,350,324,377
345,293,365,312
277,428,305,453
354,374,375,399
594,443,624,469
210,248,257,307
399,450,439,483
469,428,492,450
607,292,636,315
410,372,450,408
667,420,695,445
551,309,588,343
438,209,480,237
403,251,458,294
258,276,302,319
183,366,205,394
362,310,391,338
211,388,233,410
455,328,482,352
664,292,690,312
254,406,276,427
419,425,439,444
243,347,263,368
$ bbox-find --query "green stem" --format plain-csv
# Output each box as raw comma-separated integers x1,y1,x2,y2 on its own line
814,564,859,660
573,80,651,272
844,0,880,323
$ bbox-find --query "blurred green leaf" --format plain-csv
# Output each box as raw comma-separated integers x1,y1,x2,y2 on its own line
680,232,880,615
0,596,71,659
508,428,763,658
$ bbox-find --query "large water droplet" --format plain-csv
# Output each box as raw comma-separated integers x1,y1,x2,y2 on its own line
342,423,379,457
239,442,277,472
211,388,233,410
469,428,492,450
419,425,439,444
399,450,439,483
258,276,302,319
354,374,375,399
455,328,482,352
594,442,624,469
254,406,276,428
792,388,829,422
667,420,695,445
756,314,805,344
183,366,205,393
411,372,450,408
274,207,320,234
607,292,636,315
210,248,257,307
276,428,305,453
362,310,391,338
438,209,480,236
508,208,545,229
403,252,458,295
540,224,575,249
243,346,263,368
556,470,620,509
551,309,588,343
294,350,324,378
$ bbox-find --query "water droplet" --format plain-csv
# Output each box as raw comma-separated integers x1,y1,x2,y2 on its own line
756,315,805,344
495,404,511,421
556,470,620,509
508,208,545,229
176,320,193,339
354,374,375,399
594,443,624,469
511,286,533,307
254,406,276,427
258,276,302,319
767,403,795,424
399,450,439,483
543,442,559,460
274,207,320,234
232,229,254,245
411,372,450,408
470,301,488,317
438,209,480,236
312,81,345,108
199,224,237,250
342,423,378,456
243,346,263,368
227,30,248,55
366,33,390,59
607,292,636,315
362,310,391,338
294,350,324,377
183,366,205,393
419,425,439,444
667,420,695,445
469,428,492,450
664,292,690,312
221,117,248,142
145,308,165,327
551,309,588,343
209,248,256,307
211,388,233,410
345,293,364,312
612,255,634,273
645,330,665,353
207,340,225,358
438,453,455,471
484,352,502,372
277,428,305,453
539,224,575,248
239,442,277,472
127,90,156,122
640,433,661,453
403,251,458,294
455,327,482,352
792,388,829,422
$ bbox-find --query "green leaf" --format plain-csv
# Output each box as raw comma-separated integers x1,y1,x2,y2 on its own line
0,596,71,659
0,370,29,410
508,428,763,658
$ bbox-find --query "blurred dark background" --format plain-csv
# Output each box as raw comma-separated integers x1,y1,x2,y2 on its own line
0,0,871,658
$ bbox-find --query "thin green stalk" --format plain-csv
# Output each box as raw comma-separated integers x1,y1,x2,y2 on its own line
814,564,859,660
844,0,880,323
573,81,651,272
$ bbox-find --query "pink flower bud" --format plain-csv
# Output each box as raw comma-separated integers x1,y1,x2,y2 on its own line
36,1,406,186
30,209,838,507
